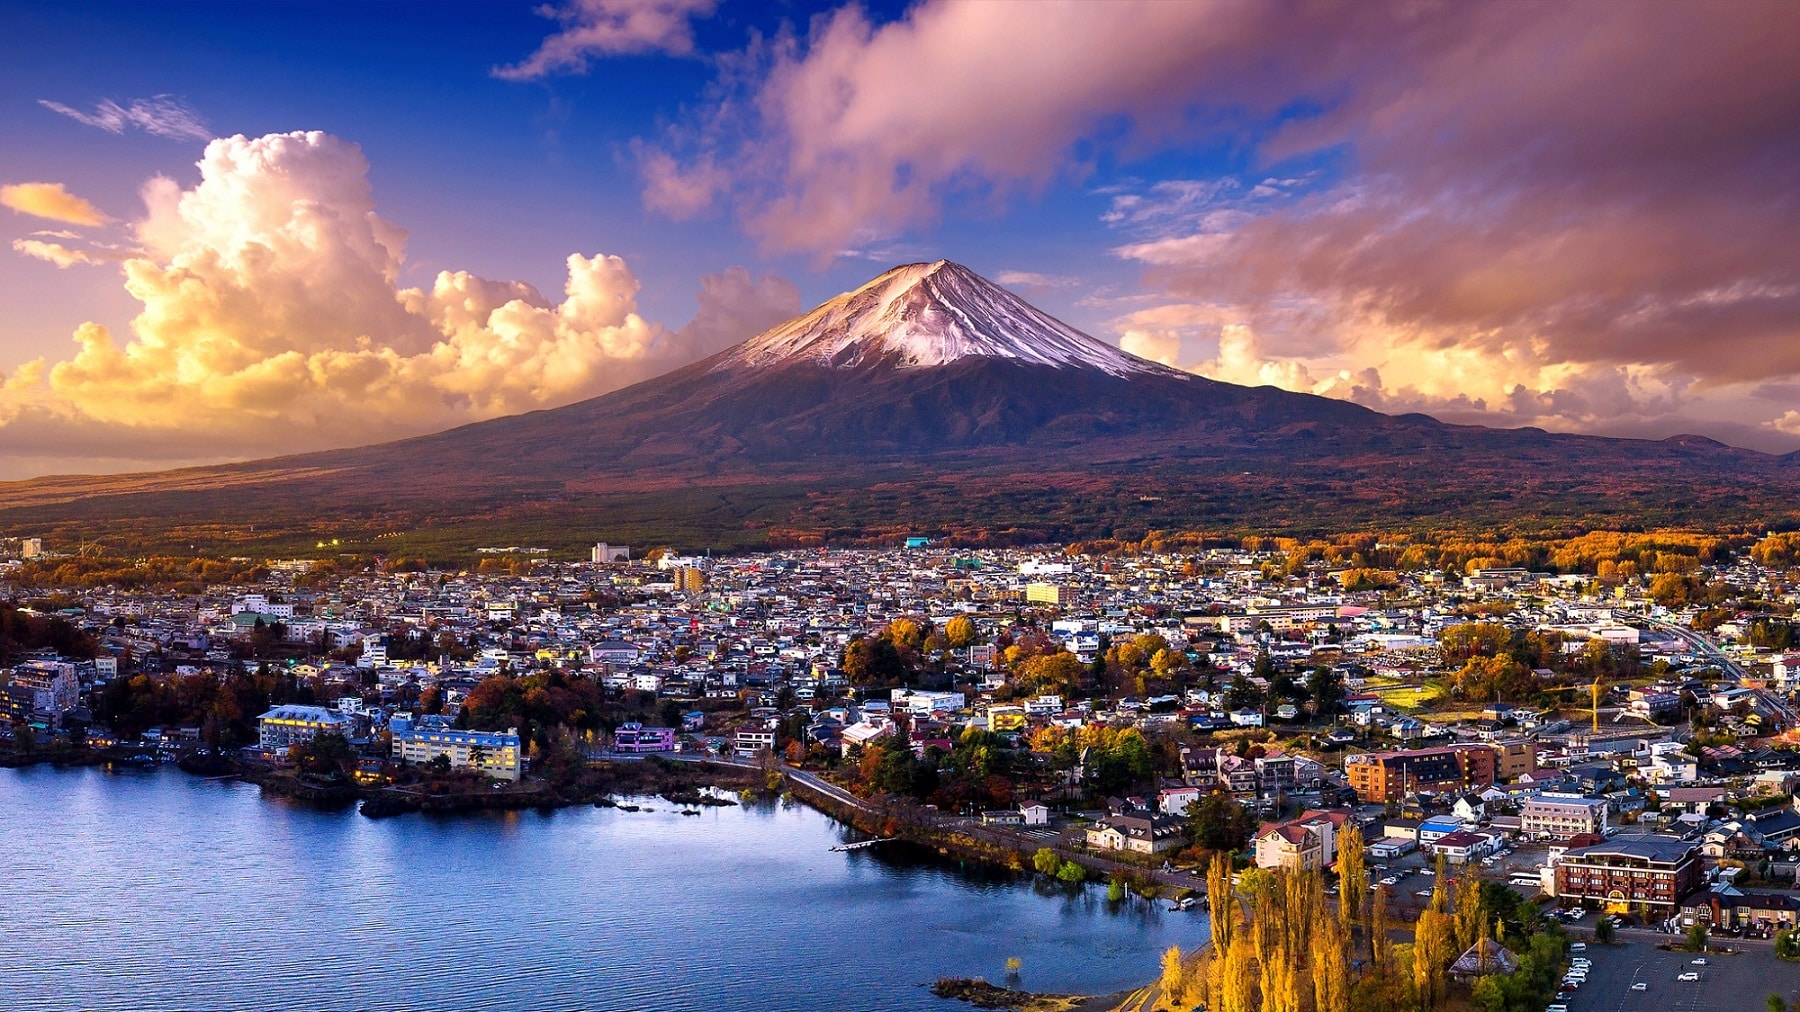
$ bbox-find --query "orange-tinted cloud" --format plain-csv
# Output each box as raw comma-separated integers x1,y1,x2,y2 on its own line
1,181,111,226
0,131,798,477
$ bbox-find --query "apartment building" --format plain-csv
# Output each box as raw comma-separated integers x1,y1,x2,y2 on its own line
1490,738,1538,781
389,714,522,780
1522,793,1610,841
1345,744,1498,803
1553,837,1701,914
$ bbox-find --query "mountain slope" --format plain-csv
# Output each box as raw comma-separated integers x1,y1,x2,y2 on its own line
1,261,1795,552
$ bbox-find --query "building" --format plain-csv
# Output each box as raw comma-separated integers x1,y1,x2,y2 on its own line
1085,811,1185,855
1255,822,1325,871
987,705,1025,732
1344,745,1498,803
1429,829,1500,864
19,537,41,559
1522,793,1611,841
1024,583,1064,606
1628,690,1682,720
6,660,79,714
590,543,630,564
613,722,677,754
673,567,706,594
1254,810,1351,871
734,727,776,756
357,638,388,669
891,688,964,715
257,705,358,752
1490,738,1538,781
389,714,522,780
1552,837,1702,914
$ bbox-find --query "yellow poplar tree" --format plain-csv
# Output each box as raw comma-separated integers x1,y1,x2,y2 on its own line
1309,915,1352,1012
1261,937,1303,1012
1208,854,1235,951
1218,932,1257,1012
1160,945,1187,1005
1371,885,1395,981
1413,908,1452,1010
1336,826,1366,934
1453,872,1485,955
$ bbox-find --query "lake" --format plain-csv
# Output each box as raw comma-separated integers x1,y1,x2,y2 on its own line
0,765,1207,1011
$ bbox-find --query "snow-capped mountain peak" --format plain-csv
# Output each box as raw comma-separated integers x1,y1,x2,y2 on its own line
713,260,1175,378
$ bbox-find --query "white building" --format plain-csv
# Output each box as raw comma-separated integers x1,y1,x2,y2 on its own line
389,714,522,780
257,705,358,752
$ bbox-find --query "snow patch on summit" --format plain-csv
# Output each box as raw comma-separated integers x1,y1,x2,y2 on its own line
714,260,1177,378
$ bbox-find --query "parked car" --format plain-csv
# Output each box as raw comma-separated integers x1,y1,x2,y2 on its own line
1690,958,1708,966
1678,972,1700,982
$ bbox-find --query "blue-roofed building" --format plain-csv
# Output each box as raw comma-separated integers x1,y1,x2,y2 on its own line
1418,816,1465,845
389,713,522,780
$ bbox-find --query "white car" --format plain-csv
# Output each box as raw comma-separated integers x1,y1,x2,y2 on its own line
1631,982,1648,991
1691,958,1708,966
1678,972,1700,982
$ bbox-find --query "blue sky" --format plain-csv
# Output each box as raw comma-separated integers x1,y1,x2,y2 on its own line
0,0,1795,478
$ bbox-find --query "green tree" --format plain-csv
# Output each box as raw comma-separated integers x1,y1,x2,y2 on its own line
1308,665,1348,717
1055,860,1087,883
1595,918,1615,944
1186,790,1253,852
1032,847,1061,875
290,731,355,777
1686,920,1709,952
1769,996,1788,1012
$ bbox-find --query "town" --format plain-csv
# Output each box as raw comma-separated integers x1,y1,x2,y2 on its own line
9,530,1800,1010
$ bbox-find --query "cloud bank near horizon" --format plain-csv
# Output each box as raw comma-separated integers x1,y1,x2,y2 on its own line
0,131,797,479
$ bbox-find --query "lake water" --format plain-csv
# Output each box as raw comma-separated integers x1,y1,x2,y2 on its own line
0,766,1206,1011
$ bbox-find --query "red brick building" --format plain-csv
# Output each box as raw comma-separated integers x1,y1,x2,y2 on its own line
1553,837,1701,915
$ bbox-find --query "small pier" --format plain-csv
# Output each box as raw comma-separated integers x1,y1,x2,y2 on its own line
830,837,896,851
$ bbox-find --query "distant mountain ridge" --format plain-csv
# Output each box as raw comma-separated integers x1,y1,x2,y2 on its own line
1,262,1795,552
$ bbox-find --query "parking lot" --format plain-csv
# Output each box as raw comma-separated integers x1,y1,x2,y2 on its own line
1563,938,1800,1012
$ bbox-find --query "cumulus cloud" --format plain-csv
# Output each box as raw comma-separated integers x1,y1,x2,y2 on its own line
39,95,210,141
0,130,797,474
495,0,717,79
1,181,111,226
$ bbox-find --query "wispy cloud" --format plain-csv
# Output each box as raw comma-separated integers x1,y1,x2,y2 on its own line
494,0,717,80
994,270,1081,290
38,95,210,141
11,238,132,268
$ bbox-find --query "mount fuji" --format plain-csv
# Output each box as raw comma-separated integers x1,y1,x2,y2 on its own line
715,259,1172,377
2,261,1792,551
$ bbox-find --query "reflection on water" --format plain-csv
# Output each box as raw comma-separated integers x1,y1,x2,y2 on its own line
1,766,1206,1011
